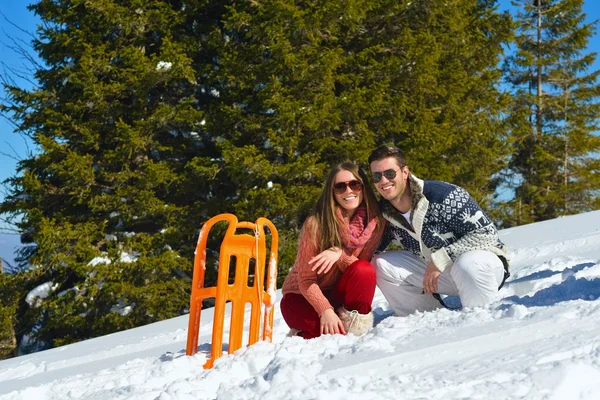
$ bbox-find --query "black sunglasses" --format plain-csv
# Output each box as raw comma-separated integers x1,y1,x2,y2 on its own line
333,180,363,195
372,167,403,183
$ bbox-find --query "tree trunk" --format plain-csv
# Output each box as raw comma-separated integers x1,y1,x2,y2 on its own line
564,90,569,212
536,0,543,138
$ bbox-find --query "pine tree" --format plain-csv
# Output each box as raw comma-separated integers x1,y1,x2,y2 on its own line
1,0,203,350
188,0,513,217
0,268,21,359
184,0,385,278
337,0,513,204
503,0,600,225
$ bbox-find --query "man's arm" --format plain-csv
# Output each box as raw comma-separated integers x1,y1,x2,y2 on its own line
429,187,500,272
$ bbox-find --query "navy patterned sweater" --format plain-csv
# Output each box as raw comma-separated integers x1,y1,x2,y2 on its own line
377,174,509,271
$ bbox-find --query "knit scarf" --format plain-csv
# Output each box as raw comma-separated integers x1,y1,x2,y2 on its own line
336,204,378,250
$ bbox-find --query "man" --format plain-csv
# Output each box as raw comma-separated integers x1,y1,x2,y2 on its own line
368,145,509,316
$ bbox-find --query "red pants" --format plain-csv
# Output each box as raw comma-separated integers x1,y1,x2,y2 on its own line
280,260,377,339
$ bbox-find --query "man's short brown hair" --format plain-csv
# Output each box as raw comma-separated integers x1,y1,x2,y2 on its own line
368,145,407,168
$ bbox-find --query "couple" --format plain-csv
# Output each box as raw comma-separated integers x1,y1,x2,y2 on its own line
281,145,510,339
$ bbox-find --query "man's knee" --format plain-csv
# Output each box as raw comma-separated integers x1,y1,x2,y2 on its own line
452,250,501,281
372,254,409,288
451,251,503,307
372,254,394,280
372,253,396,271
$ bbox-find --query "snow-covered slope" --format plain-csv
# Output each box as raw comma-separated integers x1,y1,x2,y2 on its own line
2,211,600,399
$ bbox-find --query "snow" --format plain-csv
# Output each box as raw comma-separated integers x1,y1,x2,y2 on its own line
24,282,57,307
109,300,134,316
86,251,138,267
87,256,110,266
156,61,172,72
2,210,600,399
119,252,138,263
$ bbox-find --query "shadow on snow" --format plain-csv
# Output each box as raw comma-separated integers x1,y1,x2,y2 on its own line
501,262,599,308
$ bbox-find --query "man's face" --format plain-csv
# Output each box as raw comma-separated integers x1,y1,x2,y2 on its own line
369,157,408,202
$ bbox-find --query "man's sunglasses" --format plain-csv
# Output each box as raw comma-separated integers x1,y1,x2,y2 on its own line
333,180,363,195
371,167,403,183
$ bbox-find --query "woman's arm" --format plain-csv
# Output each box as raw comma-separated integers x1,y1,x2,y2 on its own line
295,218,334,315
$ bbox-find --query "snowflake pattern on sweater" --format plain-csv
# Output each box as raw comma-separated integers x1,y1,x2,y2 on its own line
376,175,508,272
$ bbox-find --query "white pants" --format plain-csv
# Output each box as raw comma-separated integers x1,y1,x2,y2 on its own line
373,250,505,317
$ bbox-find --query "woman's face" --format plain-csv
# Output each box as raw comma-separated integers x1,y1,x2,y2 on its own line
333,169,363,213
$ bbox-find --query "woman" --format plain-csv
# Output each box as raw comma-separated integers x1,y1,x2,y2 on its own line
281,162,385,339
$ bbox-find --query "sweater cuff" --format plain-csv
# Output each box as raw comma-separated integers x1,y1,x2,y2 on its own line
431,247,452,272
313,299,334,316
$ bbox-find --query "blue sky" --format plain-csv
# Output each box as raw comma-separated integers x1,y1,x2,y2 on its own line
1,1,600,265
1,2,40,233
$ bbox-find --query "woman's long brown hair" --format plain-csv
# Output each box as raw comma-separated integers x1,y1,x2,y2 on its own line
310,162,381,252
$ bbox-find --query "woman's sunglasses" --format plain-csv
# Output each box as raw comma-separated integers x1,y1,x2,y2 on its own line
333,180,363,195
372,167,403,183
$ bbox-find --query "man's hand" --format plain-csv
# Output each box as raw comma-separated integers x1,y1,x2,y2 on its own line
423,260,441,294
320,308,346,335
309,247,343,274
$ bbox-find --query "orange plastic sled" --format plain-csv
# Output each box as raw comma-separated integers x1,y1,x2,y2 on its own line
186,213,278,369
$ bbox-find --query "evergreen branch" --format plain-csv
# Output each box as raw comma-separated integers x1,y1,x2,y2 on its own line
0,113,36,142
0,30,38,67
0,61,38,88
0,17,42,87
0,227,19,235
0,216,20,235
0,35,41,73
0,139,24,162
0,11,36,40
0,64,18,88
0,114,20,132
0,149,19,162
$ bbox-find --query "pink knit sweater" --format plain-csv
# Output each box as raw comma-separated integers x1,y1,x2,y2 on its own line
281,215,385,316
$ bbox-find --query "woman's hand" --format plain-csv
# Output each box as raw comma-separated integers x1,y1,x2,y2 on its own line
320,308,346,335
309,247,343,274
